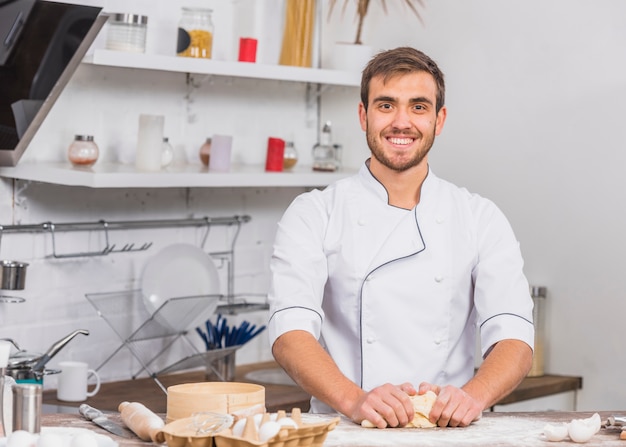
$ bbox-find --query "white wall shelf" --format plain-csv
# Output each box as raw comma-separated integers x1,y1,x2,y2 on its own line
0,162,354,188
83,50,361,87
0,52,359,188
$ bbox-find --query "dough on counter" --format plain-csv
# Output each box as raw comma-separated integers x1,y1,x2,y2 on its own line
361,390,437,428
405,391,437,428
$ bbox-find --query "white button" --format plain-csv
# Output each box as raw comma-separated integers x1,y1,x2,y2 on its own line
358,219,366,226
434,339,442,345
366,337,375,344
436,217,444,224
435,276,444,283
365,275,373,282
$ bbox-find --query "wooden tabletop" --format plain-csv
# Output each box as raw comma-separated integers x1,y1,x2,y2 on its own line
42,361,582,415
41,411,626,447
43,361,311,414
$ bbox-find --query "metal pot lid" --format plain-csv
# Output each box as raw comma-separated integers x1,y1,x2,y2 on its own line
8,349,42,368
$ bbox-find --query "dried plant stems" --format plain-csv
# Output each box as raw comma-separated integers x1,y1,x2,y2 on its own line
329,0,426,45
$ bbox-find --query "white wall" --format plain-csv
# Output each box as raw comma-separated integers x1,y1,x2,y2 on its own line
1,0,625,412
321,0,626,411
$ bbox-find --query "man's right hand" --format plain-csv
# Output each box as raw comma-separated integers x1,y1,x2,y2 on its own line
350,382,417,429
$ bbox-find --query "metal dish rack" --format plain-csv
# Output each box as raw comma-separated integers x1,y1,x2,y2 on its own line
85,289,258,392
71,214,269,392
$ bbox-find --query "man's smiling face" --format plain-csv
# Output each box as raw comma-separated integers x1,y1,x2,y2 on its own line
359,71,446,173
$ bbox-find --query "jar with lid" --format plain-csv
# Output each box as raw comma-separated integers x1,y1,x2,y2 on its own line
105,13,148,53
527,286,547,377
177,8,214,59
283,141,298,170
312,121,337,172
68,135,99,167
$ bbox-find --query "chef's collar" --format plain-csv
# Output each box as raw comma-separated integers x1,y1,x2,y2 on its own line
360,158,434,209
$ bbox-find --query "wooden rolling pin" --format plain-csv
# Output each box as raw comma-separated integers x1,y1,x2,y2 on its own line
119,401,165,443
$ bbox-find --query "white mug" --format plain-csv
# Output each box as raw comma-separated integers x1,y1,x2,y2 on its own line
56,361,101,402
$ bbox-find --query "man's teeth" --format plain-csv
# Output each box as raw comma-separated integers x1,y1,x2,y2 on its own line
388,137,413,145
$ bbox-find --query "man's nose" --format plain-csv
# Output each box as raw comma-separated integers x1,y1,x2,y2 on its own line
391,108,412,129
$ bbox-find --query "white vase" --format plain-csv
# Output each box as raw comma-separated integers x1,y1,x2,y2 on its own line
326,42,373,72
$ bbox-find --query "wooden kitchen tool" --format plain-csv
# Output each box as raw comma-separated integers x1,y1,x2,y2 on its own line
167,382,265,423
118,401,165,443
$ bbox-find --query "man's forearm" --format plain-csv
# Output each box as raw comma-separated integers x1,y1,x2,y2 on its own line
272,330,364,416
462,339,533,409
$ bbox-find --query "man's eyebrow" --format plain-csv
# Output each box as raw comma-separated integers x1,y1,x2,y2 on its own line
372,95,396,103
409,96,434,105
371,95,434,105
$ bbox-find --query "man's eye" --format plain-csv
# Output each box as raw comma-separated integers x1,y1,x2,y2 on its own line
379,103,392,110
413,104,425,111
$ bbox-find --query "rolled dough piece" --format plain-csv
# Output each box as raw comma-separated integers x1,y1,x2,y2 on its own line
361,390,437,428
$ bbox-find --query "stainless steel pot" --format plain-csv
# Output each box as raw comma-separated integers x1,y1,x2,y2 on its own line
0,260,28,290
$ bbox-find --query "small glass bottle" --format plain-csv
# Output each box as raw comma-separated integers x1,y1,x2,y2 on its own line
177,8,214,59
199,138,211,166
161,137,174,168
527,286,547,377
283,141,298,170
312,121,337,172
333,143,343,170
68,135,99,167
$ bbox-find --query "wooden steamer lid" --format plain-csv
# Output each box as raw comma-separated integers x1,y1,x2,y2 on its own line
166,382,265,423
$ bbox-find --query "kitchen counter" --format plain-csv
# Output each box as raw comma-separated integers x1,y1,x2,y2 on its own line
43,361,311,414
42,361,582,414
42,411,626,446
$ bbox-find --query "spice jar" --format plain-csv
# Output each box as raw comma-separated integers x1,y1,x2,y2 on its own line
177,8,214,59
199,138,211,166
68,135,99,167
105,13,148,53
283,141,298,170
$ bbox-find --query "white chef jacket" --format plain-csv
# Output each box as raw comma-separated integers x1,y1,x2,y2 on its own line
268,162,534,413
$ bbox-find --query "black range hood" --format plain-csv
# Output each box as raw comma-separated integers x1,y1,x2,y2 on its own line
0,0,106,166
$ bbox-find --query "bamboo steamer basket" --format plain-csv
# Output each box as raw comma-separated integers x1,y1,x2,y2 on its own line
167,382,265,423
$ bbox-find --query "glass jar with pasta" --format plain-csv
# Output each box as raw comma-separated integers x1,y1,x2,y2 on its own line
177,8,214,59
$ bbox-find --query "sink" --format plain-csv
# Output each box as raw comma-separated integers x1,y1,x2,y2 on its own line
244,368,296,386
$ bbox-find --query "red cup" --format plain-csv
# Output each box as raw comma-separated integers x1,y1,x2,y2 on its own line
265,137,285,172
238,38,257,63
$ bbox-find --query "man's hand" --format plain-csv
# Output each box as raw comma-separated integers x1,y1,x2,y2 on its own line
418,383,483,427
350,382,417,429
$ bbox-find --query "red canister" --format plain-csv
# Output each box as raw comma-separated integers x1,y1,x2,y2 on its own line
238,37,257,63
265,137,285,172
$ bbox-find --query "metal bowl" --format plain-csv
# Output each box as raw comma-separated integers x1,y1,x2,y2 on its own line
0,260,28,290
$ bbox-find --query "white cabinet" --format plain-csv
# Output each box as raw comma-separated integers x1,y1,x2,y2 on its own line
0,50,360,188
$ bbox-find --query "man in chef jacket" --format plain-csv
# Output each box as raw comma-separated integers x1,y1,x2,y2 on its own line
267,47,534,428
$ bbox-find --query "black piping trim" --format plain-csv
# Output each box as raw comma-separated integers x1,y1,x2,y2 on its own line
268,305,323,326
357,210,426,388
479,312,533,329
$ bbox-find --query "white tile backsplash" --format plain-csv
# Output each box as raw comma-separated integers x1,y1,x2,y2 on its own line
0,178,306,390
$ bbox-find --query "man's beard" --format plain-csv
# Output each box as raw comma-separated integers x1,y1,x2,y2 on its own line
366,125,436,173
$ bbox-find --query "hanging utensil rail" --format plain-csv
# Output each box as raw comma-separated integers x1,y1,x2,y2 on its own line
0,215,251,259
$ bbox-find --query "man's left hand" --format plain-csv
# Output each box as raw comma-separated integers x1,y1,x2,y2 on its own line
418,383,483,427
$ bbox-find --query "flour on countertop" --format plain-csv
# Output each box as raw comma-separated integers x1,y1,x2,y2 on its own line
302,413,553,447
